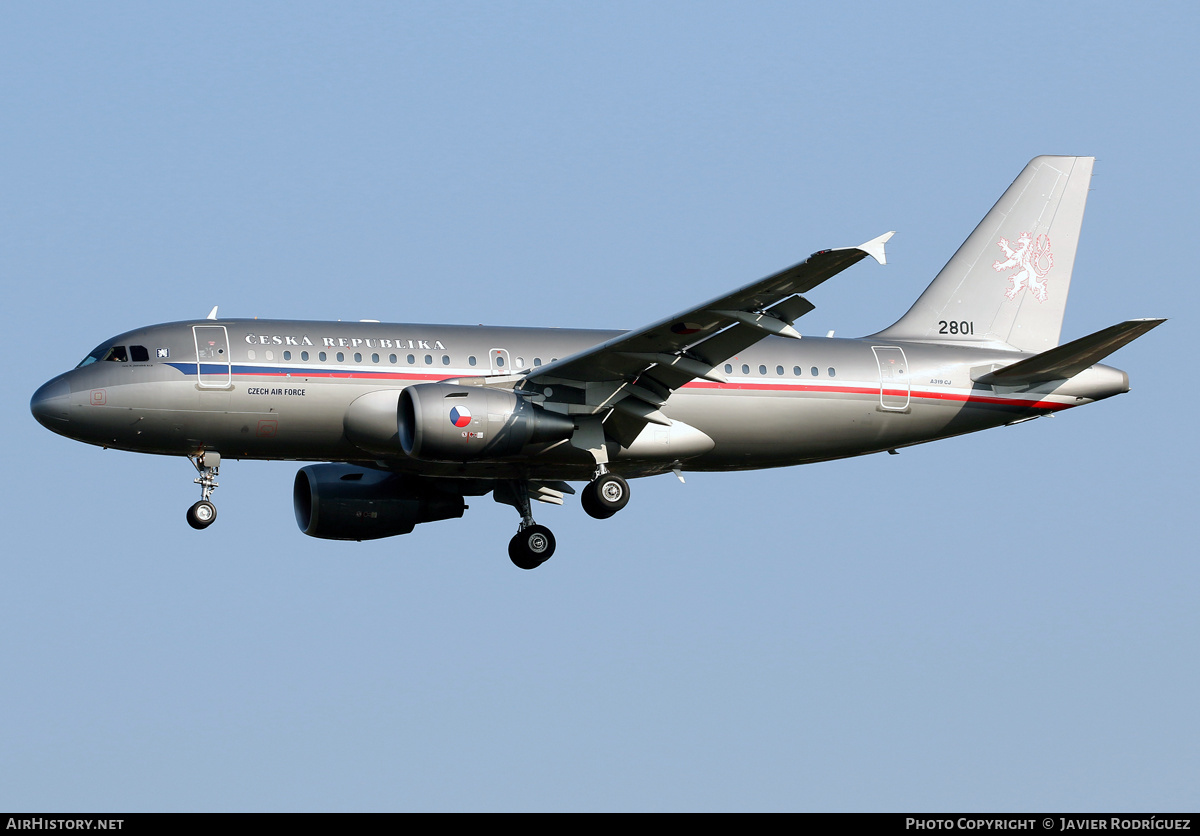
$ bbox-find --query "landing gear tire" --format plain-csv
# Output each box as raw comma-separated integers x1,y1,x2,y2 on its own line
509,525,555,570
581,485,615,519
186,500,218,530
583,473,629,519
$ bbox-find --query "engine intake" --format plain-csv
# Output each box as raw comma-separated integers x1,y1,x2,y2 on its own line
294,464,466,540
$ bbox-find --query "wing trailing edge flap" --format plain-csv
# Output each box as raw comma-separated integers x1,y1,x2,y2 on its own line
522,232,894,446
529,481,576,505
972,318,1166,387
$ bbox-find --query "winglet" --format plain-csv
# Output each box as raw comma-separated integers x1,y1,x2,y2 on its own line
857,231,895,265
206,306,219,321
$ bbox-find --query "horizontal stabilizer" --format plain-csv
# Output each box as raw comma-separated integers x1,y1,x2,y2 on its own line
974,318,1166,386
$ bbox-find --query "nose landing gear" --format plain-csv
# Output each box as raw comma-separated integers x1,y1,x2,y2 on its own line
186,499,217,529
186,452,220,530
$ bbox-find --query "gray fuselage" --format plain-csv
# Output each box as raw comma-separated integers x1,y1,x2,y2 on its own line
31,318,1130,483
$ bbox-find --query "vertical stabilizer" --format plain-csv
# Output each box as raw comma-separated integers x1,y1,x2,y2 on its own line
873,156,1094,353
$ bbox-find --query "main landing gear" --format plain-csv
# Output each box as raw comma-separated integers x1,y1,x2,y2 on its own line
509,524,556,571
580,472,630,520
495,480,557,570
186,451,220,530
496,470,632,570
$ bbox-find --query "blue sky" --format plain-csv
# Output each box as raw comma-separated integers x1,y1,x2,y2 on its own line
2,1,1196,811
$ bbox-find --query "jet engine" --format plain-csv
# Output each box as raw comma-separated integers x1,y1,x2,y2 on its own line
293,463,466,540
391,383,576,462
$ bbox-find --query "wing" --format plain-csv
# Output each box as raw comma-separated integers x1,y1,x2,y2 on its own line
516,232,893,448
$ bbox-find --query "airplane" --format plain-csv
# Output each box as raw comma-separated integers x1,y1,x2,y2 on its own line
30,156,1163,569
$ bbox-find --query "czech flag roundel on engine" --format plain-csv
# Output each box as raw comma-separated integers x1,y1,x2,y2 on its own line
449,406,472,428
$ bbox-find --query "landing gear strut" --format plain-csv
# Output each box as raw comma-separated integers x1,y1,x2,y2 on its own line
187,451,220,530
495,480,557,569
581,471,630,520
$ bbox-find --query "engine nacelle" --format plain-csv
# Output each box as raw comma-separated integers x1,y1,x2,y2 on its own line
396,383,576,462
293,464,466,541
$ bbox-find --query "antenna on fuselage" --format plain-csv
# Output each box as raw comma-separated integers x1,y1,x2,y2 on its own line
206,306,219,320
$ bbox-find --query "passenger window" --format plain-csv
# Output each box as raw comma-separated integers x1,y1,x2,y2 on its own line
247,349,256,360
534,357,542,366
130,345,149,362
265,350,274,361
828,367,836,378
811,366,819,376
336,352,345,362
424,355,433,365
354,352,362,362
442,355,450,366
301,351,309,361
372,353,380,363
793,366,801,376
515,357,524,368
407,354,415,364
283,350,292,361
389,354,397,364
469,356,477,367
741,364,749,374
725,364,733,374
759,365,767,375
776,365,784,376
319,351,327,362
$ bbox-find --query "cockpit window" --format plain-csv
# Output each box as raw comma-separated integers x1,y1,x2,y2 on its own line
130,345,149,362
77,345,105,367
78,344,128,367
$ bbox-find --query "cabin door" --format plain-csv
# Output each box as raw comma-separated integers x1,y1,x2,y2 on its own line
193,325,232,388
872,346,910,410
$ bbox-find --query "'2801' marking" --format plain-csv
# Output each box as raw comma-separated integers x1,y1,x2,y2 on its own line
938,320,974,335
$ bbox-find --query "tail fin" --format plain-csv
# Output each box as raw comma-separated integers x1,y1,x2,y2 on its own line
873,156,1094,353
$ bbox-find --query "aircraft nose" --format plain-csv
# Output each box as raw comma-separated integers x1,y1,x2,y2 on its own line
31,377,71,428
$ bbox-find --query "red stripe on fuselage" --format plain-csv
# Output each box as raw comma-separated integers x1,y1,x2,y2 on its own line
679,380,1073,411
224,368,1074,412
